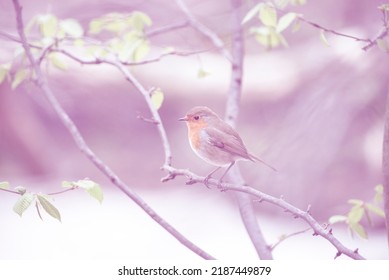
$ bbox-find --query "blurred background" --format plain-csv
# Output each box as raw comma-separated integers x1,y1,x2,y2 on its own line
0,0,388,259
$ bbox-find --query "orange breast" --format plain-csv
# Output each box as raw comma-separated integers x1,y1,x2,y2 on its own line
187,119,207,150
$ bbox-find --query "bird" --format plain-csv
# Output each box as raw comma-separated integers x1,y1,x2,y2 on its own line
179,106,276,186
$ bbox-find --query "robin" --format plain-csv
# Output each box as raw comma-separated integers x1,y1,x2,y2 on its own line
179,106,276,186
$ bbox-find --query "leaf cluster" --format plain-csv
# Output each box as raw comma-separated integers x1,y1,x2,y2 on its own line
1,180,103,222
329,185,385,239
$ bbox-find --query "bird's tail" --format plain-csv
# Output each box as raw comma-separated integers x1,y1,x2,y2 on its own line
249,154,277,172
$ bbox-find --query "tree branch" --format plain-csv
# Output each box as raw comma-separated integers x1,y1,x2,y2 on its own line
11,0,214,260
162,165,365,260
175,0,232,62
382,89,389,249
223,0,273,260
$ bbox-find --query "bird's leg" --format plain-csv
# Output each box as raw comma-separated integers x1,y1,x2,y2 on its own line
217,161,235,189
204,166,221,188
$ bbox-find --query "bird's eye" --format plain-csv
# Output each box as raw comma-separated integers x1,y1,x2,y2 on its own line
194,116,200,120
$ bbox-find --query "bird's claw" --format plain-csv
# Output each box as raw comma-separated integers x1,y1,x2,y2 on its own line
203,175,212,189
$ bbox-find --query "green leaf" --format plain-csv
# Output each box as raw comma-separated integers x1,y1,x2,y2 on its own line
14,186,26,195
292,18,302,32
348,205,365,224
252,26,285,48
348,199,364,206
11,69,29,90
0,181,10,189
37,194,61,222
292,0,306,5
89,19,103,34
60,18,84,37
48,53,68,70
365,203,385,218
0,63,11,84
320,30,330,47
377,39,389,53
197,68,211,78
13,193,34,217
259,3,277,27
133,39,150,61
151,88,164,110
38,14,58,38
75,179,103,203
62,181,74,188
349,222,367,239
374,184,384,203
242,4,262,25
131,11,152,31
328,215,347,224
277,12,297,32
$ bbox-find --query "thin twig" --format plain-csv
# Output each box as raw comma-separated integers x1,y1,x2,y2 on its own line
270,228,311,251
175,0,232,62
299,16,372,43
162,165,365,260
11,0,214,260
146,21,189,38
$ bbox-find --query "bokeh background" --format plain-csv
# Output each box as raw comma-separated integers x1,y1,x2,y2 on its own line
0,0,388,259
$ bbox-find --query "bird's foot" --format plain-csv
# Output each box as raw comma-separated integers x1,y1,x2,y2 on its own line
203,175,213,189
217,180,227,192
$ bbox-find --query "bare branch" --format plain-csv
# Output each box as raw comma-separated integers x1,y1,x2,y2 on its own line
11,0,214,260
175,0,232,62
299,16,372,43
162,165,365,260
146,21,189,38
270,228,311,251
382,89,389,248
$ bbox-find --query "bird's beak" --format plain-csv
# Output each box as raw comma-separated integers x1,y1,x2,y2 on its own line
178,116,188,121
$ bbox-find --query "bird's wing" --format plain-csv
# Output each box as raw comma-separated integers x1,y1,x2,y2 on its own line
203,126,251,160
204,126,277,171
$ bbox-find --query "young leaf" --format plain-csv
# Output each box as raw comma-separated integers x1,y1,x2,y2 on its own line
242,3,262,25
13,193,35,217
377,39,389,53
277,13,297,33
292,18,302,32
348,205,365,224
348,199,364,206
38,14,58,38
11,69,29,90
374,184,384,203
89,19,103,34
349,222,367,239
14,186,27,195
0,181,10,189
62,181,74,188
320,30,330,47
328,215,347,224
197,68,211,78
0,64,11,84
259,3,278,27
60,18,84,37
48,53,68,70
133,39,150,61
131,11,152,31
151,88,164,110
75,179,103,203
365,203,385,217
37,194,61,222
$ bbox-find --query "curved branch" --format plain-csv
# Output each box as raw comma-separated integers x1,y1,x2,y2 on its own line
382,90,389,248
11,0,214,260
162,165,365,260
175,0,232,62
